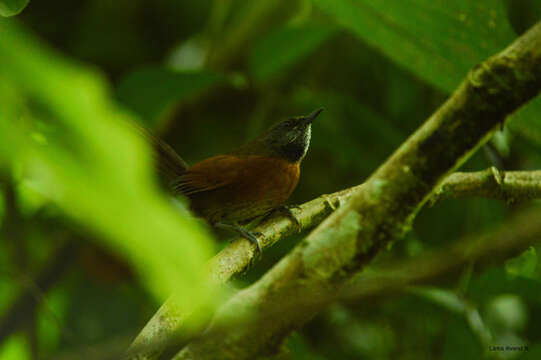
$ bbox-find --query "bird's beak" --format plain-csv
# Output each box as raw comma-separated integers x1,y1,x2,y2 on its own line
302,108,324,125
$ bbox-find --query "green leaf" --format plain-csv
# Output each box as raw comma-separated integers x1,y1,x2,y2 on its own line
311,0,515,93
117,68,222,129
0,335,30,360
441,317,483,360
36,288,69,352
508,96,541,151
312,0,541,156
468,268,541,305
506,247,538,279
250,23,337,82
0,0,29,17
0,22,217,312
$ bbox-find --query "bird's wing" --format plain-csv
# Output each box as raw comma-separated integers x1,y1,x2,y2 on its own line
173,155,243,195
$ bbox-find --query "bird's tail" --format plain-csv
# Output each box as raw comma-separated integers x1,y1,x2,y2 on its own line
130,121,189,187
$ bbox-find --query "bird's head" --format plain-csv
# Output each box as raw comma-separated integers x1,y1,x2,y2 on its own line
264,108,323,163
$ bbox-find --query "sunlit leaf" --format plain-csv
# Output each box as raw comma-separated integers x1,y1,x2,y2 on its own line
486,294,527,332
0,22,217,312
506,247,538,279
0,335,30,360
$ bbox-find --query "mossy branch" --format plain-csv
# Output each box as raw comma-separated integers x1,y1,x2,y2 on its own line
211,167,541,282
127,166,541,360
170,21,541,360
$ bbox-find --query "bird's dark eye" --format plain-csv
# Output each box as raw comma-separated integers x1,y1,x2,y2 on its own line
284,119,295,127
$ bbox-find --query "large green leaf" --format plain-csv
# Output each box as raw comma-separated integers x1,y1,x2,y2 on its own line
312,0,541,149
0,22,217,311
0,0,28,17
250,23,337,82
117,68,222,128
311,0,515,92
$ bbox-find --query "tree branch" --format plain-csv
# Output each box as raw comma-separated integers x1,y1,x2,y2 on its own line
171,21,541,360
341,207,541,301
165,206,541,354
128,166,541,359
432,167,541,204
125,186,359,360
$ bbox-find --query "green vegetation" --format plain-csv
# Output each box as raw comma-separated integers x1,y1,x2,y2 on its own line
1,1,541,359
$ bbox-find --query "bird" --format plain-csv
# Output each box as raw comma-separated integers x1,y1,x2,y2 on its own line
140,108,323,253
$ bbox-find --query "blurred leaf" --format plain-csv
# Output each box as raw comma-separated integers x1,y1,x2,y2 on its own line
286,332,330,360
486,294,528,332
0,0,28,17
409,287,466,313
0,335,30,360
0,22,217,312
117,68,222,128
167,38,207,71
506,247,537,279
311,0,515,92
508,96,541,150
468,268,541,305
250,23,337,82
0,274,17,315
441,316,483,360
0,187,4,225
36,287,69,353
518,344,541,359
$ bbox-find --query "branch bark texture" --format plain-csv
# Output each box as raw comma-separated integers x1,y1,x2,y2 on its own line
173,21,541,360
128,167,541,359
342,207,541,301
434,167,541,203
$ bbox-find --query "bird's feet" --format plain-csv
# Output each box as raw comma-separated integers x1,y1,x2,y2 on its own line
215,222,263,256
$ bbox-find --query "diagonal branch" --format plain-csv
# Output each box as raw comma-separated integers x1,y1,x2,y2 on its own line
341,207,541,301
172,21,541,360
128,166,541,359
167,206,541,346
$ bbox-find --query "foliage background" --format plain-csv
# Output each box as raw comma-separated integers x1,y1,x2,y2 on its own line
1,0,541,359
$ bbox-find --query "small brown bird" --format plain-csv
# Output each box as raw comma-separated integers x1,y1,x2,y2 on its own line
143,108,322,252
